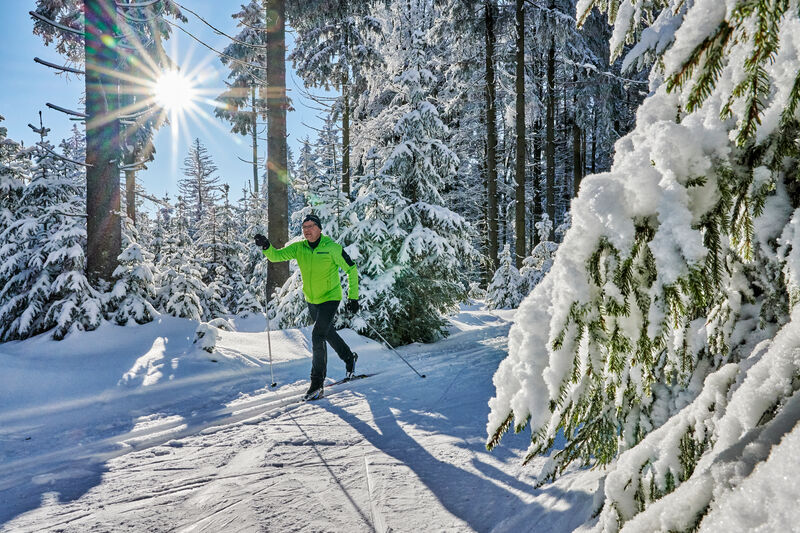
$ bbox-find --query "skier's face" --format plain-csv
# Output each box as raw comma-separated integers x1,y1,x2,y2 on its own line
303,222,321,242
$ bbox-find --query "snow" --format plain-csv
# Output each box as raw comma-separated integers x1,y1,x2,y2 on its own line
0,305,601,531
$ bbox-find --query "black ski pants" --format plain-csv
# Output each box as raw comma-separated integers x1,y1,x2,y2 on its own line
307,300,355,383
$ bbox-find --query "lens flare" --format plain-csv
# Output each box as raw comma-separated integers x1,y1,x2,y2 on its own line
154,70,197,112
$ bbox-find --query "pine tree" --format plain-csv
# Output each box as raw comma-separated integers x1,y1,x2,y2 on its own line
108,218,158,325
270,267,310,328
519,240,558,295
344,8,473,344
215,184,249,313
156,198,207,321
32,0,186,284
487,2,800,530
486,244,524,309
289,0,381,197
0,131,101,340
0,117,26,235
179,138,221,235
215,0,268,196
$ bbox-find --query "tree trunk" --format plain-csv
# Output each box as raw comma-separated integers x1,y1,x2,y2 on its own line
342,77,351,199
266,0,289,296
545,38,556,241
532,117,542,245
514,0,526,269
591,105,597,174
485,0,499,274
572,121,582,197
572,74,582,197
341,23,351,200
251,86,259,196
85,0,121,284
125,169,136,224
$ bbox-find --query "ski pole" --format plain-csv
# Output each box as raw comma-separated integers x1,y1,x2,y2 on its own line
264,282,277,388
356,312,426,378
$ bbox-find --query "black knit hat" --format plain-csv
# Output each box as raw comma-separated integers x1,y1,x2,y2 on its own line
303,213,322,229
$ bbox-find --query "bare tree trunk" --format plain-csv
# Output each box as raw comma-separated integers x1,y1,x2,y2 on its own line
85,0,121,284
572,75,583,197
485,0,499,275
341,20,351,200
125,169,136,224
572,121,582,197
545,38,556,241
251,86,259,196
342,77,351,199
591,105,597,174
514,0,526,269
266,0,289,296
532,116,542,245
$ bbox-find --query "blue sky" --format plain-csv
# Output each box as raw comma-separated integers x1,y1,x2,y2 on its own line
0,2,333,206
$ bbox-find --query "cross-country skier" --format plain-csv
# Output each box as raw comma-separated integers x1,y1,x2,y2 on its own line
254,214,359,401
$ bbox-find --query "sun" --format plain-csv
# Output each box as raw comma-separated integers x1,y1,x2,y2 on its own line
154,70,197,112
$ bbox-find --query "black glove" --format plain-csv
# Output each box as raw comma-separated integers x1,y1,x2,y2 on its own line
254,233,270,250
345,299,359,313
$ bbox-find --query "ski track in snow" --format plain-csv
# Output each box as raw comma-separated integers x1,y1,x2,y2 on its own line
0,308,600,532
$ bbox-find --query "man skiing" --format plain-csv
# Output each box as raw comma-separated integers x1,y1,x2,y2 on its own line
254,214,359,401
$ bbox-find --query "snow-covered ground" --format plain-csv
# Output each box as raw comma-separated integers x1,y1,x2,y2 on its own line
0,305,600,532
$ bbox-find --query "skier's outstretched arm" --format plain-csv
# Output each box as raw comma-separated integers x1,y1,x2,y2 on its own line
255,234,298,262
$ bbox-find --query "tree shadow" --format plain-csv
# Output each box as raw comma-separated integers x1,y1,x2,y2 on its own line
324,390,592,533
0,355,309,527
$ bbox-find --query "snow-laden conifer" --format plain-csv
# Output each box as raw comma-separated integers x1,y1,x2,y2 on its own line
488,2,800,531
344,12,473,344
108,219,158,325
270,267,311,328
0,117,26,235
214,0,268,196
519,240,558,296
213,184,248,313
194,203,235,318
0,133,101,340
179,138,220,235
486,244,524,309
156,200,207,321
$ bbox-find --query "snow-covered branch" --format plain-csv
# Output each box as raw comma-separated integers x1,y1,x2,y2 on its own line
46,103,87,118
29,11,83,37
33,57,84,75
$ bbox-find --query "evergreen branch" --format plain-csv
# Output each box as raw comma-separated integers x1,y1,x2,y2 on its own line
666,21,733,99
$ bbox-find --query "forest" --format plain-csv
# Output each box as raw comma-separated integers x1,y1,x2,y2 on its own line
2,0,799,531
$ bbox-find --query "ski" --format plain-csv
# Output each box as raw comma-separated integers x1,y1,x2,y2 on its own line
298,373,376,403
327,373,375,387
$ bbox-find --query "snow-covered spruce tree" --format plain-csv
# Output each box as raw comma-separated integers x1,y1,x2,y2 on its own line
270,267,311,328
288,0,382,197
179,138,221,235
488,1,800,530
519,239,558,295
240,184,270,307
214,0,268,196
156,198,207,321
519,214,559,293
0,132,102,340
344,11,473,345
195,205,232,321
214,184,248,313
487,244,525,309
0,117,26,234
108,218,158,325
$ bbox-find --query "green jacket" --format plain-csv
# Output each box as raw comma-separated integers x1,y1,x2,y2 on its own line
262,235,358,304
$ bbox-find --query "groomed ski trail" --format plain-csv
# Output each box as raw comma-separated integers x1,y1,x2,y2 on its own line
1,308,600,532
